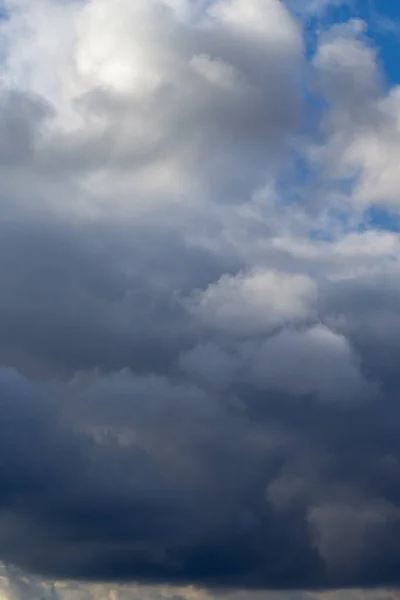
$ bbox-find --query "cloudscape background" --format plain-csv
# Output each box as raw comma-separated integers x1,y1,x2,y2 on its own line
2,0,400,599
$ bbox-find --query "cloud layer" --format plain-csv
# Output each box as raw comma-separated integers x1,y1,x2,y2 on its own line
0,0,400,592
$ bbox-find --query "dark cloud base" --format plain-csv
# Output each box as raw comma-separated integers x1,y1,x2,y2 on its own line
1,356,400,591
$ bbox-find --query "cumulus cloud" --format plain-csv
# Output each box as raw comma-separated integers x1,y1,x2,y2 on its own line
309,18,400,209
247,324,369,402
183,269,317,337
0,0,399,594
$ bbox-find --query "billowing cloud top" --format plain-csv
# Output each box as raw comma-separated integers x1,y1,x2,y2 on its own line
1,0,400,593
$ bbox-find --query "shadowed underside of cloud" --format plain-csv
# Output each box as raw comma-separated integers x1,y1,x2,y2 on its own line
1,0,400,592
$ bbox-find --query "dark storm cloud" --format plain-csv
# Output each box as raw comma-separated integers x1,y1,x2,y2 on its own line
0,337,400,590
0,216,239,377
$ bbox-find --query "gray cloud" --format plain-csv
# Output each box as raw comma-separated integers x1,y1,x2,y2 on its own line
0,0,400,593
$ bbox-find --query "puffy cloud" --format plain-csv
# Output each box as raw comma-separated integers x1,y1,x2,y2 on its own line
310,18,400,208
183,269,317,337
0,0,303,213
247,325,370,402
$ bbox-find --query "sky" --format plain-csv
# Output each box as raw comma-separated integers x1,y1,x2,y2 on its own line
3,0,400,599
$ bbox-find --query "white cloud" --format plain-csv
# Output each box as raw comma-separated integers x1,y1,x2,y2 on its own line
184,269,317,337
0,0,303,216
309,19,400,208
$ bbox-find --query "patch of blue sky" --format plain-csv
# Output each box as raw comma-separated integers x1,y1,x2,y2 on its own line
364,1,400,87
360,206,400,233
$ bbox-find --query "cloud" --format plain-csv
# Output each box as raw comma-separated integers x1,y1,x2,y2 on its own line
286,0,349,18
247,324,370,402
0,0,400,593
0,0,303,210
309,18,400,208
183,269,318,337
